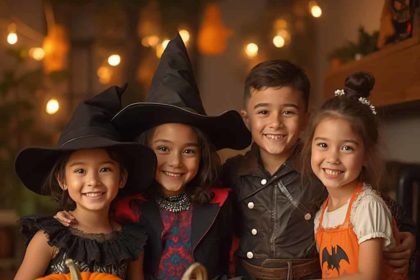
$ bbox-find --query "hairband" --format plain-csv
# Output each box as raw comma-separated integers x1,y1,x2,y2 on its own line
334,89,377,115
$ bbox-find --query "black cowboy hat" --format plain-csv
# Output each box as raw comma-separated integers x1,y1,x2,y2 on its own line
15,85,156,195
112,33,251,150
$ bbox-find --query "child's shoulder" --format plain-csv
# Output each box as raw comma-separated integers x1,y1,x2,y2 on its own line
223,147,256,173
356,184,385,203
21,215,66,243
352,184,391,216
223,152,247,168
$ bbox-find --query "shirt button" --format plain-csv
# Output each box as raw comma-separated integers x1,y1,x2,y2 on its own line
251,228,258,235
247,202,254,209
261,179,267,185
246,251,254,259
304,213,312,221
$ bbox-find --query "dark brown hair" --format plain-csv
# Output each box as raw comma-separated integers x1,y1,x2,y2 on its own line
137,124,221,205
43,148,128,210
301,72,382,188
244,59,311,111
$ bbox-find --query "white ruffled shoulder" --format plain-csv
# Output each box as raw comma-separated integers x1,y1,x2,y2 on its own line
350,183,396,249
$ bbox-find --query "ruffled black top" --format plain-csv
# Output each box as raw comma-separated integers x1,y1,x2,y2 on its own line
21,216,147,279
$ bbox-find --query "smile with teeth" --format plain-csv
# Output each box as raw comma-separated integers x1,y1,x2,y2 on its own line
264,133,285,140
323,168,343,176
83,192,105,197
163,171,183,177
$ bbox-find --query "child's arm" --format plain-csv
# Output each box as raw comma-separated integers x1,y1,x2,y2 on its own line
383,231,416,273
14,230,54,280
381,195,416,272
127,252,144,280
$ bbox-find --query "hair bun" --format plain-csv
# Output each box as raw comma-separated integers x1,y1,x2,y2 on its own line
344,72,375,98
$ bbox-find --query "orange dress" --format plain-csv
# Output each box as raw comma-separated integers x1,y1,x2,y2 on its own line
315,183,407,279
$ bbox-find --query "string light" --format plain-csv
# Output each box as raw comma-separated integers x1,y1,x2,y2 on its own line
6,23,18,45
29,47,45,61
244,42,258,58
46,99,59,115
309,1,322,18
273,35,285,48
107,54,121,66
156,39,170,58
179,29,190,45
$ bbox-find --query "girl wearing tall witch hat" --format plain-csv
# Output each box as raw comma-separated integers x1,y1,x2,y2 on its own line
56,34,252,279
14,86,156,280
113,34,251,280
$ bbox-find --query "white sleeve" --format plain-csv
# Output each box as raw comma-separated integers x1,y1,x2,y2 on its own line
351,191,395,249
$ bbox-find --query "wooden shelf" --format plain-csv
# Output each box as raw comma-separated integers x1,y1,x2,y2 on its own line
324,35,420,107
324,9,420,108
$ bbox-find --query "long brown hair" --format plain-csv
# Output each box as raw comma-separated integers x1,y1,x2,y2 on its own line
301,72,383,188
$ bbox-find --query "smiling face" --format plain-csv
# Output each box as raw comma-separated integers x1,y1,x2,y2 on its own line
241,86,307,169
148,123,201,196
60,148,126,213
310,117,365,192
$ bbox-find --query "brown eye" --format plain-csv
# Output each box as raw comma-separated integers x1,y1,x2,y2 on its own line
156,145,169,152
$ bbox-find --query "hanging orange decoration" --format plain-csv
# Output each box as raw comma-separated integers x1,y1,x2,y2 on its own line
197,3,232,55
42,24,69,73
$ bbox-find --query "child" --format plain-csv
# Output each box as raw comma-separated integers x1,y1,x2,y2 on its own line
301,72,406,279
57,34,252,279
13,86,156,280
222,59,326,279
222,60,415,279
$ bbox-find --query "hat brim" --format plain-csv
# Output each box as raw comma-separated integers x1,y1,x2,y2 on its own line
112,103,252,150
15,137,156,196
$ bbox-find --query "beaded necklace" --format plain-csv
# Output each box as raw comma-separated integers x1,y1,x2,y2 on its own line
156,192,191,213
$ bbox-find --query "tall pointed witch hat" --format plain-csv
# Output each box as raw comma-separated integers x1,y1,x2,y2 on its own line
15,85,156,195
112,33,251,150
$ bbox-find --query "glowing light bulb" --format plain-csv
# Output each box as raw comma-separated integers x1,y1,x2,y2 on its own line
107,54,121,66
244,43,258,58
46,99,59,115
156,39,170,58
29,48,45,60
309,1,322,18
7,32,18,45
179,29,190,44
6,23,18,45
273,35,285,48
162,39,170,49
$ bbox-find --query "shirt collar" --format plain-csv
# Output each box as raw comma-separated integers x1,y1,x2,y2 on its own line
237,142,302,178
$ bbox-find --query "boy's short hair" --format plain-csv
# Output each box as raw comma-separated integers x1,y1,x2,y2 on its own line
244,59,310,110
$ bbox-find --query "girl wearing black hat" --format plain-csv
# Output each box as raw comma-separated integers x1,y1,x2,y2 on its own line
56,34,252,279
112,34,252,279
14,87,156,280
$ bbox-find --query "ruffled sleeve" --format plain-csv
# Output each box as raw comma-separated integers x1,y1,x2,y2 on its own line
350,190,396,249
20,215,147,266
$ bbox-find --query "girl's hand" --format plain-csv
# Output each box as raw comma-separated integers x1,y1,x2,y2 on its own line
53,210,77,227
383,231,416,273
